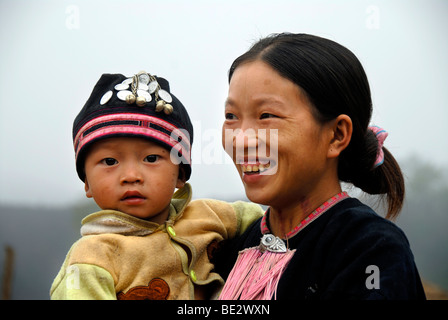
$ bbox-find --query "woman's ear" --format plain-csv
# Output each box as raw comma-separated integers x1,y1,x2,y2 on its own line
84,179,93,198
328,114,352,158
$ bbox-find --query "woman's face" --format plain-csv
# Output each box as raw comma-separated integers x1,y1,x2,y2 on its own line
222,60,338,210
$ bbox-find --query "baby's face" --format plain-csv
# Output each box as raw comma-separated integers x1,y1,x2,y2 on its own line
83,137,185,223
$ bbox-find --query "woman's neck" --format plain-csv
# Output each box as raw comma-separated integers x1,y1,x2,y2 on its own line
268,188,343,238
268,203,309,238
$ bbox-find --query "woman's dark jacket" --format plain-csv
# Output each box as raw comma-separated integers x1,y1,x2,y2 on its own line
215,198,426,300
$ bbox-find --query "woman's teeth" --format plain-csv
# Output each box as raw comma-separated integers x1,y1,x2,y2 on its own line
241,162,271,173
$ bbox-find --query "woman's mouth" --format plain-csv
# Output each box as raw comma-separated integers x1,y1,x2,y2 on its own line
241,162,270,174
240,160,276,175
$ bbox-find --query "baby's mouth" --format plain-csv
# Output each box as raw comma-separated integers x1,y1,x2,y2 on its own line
121,191,146,201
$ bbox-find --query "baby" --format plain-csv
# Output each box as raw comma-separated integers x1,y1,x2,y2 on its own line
50,71,263,299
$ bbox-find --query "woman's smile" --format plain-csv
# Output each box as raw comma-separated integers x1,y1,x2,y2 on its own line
240,161,272,174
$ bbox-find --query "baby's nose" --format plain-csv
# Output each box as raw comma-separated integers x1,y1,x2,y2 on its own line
120,164,143,184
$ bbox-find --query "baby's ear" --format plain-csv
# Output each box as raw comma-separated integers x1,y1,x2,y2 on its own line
176,179,186,189
84,179,93,198
176,166,187,189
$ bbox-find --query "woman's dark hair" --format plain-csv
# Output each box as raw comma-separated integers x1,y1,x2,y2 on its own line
229,33,404,220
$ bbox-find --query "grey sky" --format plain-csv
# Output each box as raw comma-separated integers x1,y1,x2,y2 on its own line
0,0,447,206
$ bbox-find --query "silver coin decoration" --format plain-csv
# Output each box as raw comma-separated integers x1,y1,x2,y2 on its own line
137,89,152,102
122,78,133,85
158,89,172,103
138,83,149,91
100,90,113,105
98,71,175,114
117,90,133,101
138,73,150,84
114,83,129,91
148,81,158,94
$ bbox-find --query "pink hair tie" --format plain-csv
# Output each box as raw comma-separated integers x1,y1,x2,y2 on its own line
369,125,388,168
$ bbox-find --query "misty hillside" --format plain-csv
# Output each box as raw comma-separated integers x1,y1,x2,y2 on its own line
1,157,447,299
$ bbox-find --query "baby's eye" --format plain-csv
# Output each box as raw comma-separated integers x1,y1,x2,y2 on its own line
102,158,118,166
144,155,159,163
225,113,238,120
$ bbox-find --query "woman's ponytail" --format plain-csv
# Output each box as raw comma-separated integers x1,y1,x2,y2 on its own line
339,127,405,220
369,146,405,220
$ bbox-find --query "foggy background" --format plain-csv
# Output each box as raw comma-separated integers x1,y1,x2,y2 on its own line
0,0,447,299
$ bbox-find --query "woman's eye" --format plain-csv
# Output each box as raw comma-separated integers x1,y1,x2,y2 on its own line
260,113,277,119
144,155,159,163
225,113,237,120
102,158,118,166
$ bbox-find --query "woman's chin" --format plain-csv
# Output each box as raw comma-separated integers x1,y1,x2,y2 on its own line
243,185,271,207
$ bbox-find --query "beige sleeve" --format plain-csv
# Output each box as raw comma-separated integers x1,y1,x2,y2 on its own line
50,263,116,300
230,201,264,236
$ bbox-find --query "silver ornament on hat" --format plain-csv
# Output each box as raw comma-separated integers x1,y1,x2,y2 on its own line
155,100,166,112
138,83,149,91
100,90,113,105
117,90,133,101
137,89,152,102
126,94,136,104
122,78,133,85
135,96,146,107
148,81,158,94
154,85,173,114
98,70,175,114
158,89,172,103
114,83,129,91
138,72,150,85
163,104,173,114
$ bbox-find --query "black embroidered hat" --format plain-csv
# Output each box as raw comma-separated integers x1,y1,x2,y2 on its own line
73,71,193,181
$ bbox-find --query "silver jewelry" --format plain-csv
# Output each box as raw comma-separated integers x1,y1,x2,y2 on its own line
259,234,287,253
99,71,174,114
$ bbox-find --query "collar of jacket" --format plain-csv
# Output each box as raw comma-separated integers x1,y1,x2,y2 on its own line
80,183,193,237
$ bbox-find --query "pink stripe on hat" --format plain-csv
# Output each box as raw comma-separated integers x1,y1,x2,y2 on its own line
74,113,191,165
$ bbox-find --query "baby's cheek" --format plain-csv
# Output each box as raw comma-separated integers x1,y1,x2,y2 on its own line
93,186,116,209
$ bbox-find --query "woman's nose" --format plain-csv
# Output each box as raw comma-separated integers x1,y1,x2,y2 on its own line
235,128,258,149
223,127,259,161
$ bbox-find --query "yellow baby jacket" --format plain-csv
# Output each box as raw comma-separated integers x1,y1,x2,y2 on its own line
50,184,263,300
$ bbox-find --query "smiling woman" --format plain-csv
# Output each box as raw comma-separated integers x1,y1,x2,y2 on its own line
217,33,426,300
222,60,340,219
